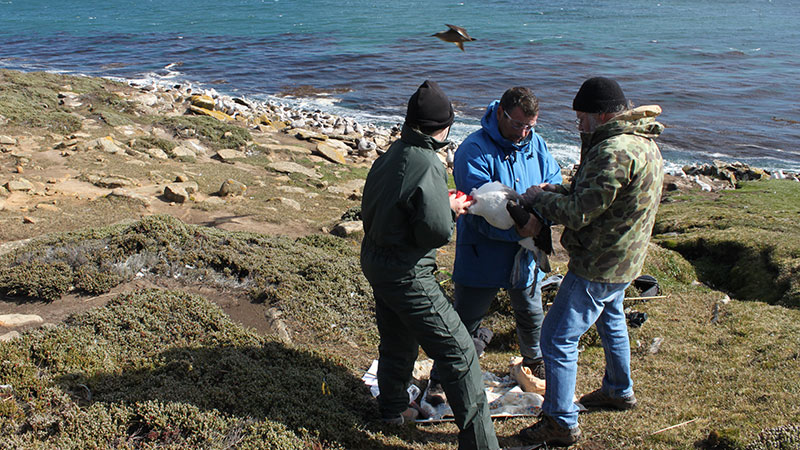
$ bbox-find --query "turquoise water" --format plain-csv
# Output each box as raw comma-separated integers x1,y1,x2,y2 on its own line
2,0,799,171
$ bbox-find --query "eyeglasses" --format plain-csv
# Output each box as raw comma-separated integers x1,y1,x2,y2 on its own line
503,109,536,132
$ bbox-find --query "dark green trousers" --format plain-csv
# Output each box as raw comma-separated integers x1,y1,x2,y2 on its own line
366,262,499,450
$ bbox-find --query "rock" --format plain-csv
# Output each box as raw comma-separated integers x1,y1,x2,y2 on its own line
54,139,79,149
0,314,44,327
265,307,292,343
330,220,364,237
23,216,38,224
276,186,307,194
171,145,197,161
152,127,173,140
315,141,347,165
86,174,135,189
182,139,208,156
267,161,321,179
200,196,226,207
189,94,216,110
327,179,365,196
273,197,301,210
35,203,60,212
115,125,144,137
14,165,23,174
93,136,126,154
0,331,21,342
163,184,189,203
175,173,189,182
144,147,169,160
215,149,246,162
0,135,17,145
217,179,247,197
135,92,160,107
108,189,152,206
0,198,5,211
187,104,233,122
295,129,327,142
4,179,35,192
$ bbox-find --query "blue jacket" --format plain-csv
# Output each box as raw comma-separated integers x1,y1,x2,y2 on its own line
452,101,562,289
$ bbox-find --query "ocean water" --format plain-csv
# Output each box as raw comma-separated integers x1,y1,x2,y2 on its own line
2,0,799,172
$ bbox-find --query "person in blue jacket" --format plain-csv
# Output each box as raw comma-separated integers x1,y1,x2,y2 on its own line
427,86,562,404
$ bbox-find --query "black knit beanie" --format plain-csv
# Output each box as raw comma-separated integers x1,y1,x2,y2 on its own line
405,80,455,130
572,77,627,113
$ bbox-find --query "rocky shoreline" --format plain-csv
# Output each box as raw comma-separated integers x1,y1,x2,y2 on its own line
122,78,800,189
1,71,797,232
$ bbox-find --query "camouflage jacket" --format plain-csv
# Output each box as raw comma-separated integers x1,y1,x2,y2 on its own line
529,106,665,283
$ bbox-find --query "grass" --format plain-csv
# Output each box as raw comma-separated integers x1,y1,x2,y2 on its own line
654,180,800,307
0,69,126,134
0,215,377,348
1,213,798,449
0,290,378,450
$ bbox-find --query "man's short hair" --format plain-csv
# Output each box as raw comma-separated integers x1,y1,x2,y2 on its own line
499,87,539,118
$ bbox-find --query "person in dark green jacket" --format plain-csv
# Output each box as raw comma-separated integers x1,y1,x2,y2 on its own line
360,80,499,450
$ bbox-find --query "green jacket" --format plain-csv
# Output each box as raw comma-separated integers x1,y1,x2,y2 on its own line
360,124,455,283
530,106,665,283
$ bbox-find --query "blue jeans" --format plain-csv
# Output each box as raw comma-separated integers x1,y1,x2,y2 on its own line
454,281,544,365
540,271,632,429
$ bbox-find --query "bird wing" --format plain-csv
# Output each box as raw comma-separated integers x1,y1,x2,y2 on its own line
446,24,474,41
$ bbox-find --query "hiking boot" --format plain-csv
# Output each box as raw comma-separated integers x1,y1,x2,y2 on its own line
382,407,419,425
518,414,581,447
424,381,447,406
524,359,546,379
578,389,637,410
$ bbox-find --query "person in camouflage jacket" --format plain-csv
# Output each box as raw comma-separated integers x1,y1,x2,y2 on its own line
516,77,664,447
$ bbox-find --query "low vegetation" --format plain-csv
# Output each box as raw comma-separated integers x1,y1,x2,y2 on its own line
654,180,800,307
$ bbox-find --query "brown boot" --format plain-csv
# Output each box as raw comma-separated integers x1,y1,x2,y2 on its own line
578,388,637,410
518,414,581,447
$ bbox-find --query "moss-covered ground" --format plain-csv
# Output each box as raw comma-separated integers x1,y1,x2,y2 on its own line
654,180,800,308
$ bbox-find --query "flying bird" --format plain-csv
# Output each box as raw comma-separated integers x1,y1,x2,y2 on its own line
432,24,476,52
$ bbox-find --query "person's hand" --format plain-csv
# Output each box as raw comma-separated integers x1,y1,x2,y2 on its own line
516,213,542,238
522,185,544,206
539,183,559,192
449,189,474,218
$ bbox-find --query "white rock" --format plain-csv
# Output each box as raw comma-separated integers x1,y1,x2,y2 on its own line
182,139,207,155
144,147,169,160
0,314,44,327
0,135,17,145
171,146,197,160
330,220,364,237
277,197,301,210
94,136,125,154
